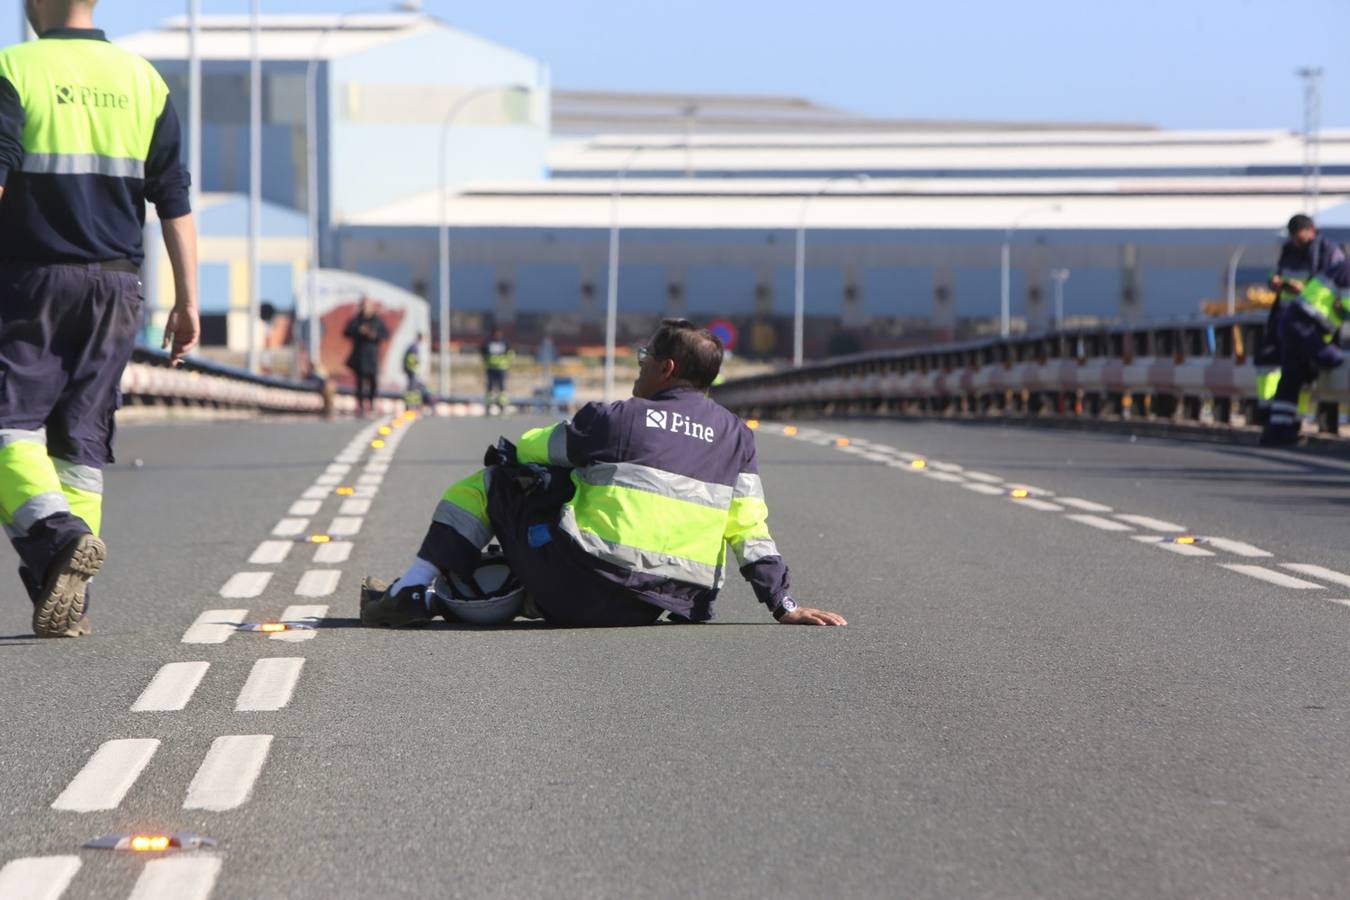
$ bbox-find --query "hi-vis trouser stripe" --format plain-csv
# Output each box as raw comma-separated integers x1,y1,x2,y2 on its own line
1268,400,1299,427
432,468,493,549
53,459,104,535
725,473,780,568
0,429,71,538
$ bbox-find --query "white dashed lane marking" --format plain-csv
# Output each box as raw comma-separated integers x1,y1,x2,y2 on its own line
271,604,328,642
235,658,305,711
181,609,248,644
357,473,383,486
1057,497,1113,512
248,540,292,565
301,486,331,500
961,482,1006,496
1065,514,1134,532
314,474,342,486
1115,514,1185,532
351,485,378,498
0,856,81,900
328,516,363,537
339,498,372,515
271,517,309,537
313,541,353,564
131,662,210,712
1131,535,1215,557
1201,537,1271,558
325,463,351,476
962,471,1003,483
1219,564,1325,589
52,738,159,811
1280,564,1350,588
288,499,322,517
923,471,965,484
1012,498,1064,512
183,734,274,811
295,569,342,597
126,856,223,900
219,572,272,599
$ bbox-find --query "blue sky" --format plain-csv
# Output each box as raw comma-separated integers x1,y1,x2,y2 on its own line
5,0,1344,129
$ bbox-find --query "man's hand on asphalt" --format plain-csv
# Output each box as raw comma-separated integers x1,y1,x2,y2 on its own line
163,303,201,366
779,606,848,626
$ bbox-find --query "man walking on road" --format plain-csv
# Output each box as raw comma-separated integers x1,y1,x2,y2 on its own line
363,318,846,628
0,0,198,637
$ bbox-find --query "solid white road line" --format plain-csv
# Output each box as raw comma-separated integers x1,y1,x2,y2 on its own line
339,498,371,515
1130,535,1215,557
328,516,363,536
962,471,1003,483
0,856,81,900
273,604,327,643
295,569,341,597
961,482,1006,496
271,517,309,537
1057,497,1113,513
1201,537,1272,558
1065,513,1134,532
235,658,305,711
1013,498,1065,512
183,734,274,811
923,471,966,483
52,739,159,811
313,541,353,564
1281,564,1350,589
248,540,292,565
301,485,331,500
1219,564,1325,589
288,499,322,517
181,609,248,644
126,856,223,900
219,572,272,599
132,662,210,712
1115,514,1185,532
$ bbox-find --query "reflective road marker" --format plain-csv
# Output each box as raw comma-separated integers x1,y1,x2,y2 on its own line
53,739,159,811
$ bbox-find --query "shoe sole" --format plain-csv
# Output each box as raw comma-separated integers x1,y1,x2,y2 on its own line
33,535,105,639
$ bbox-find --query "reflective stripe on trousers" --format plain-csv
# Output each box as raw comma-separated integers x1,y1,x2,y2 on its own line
0,429,72,538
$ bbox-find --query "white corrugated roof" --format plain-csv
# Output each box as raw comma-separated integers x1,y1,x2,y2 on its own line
116,13,440,61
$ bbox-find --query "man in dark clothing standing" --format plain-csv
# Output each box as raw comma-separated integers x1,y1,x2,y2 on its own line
480,327,514,412
0,0,199,638
344,298,387,416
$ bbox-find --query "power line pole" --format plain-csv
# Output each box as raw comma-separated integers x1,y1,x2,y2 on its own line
1298,67,1323,211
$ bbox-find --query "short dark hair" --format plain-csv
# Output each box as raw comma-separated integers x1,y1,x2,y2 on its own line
1289,214,1315,233
648,318,723,390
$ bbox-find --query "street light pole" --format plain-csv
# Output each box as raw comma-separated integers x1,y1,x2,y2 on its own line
1050,268,1070,332
1226,244,1248,315
794,173,868,367
437,84,530,399
187,0,200,213
1000,203,1062,339
246,0,262,373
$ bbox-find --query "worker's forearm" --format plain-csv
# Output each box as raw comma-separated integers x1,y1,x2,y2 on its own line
161,213,198,310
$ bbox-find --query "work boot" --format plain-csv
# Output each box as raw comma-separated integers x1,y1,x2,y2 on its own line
33,533,105,638
360,578,433,628
359,575,388,615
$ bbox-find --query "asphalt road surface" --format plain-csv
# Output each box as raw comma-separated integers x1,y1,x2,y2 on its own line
3,412,1350,899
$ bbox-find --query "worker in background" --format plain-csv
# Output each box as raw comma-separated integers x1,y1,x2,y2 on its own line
1257,215,1344,423
344,298,387,417
0,0,199,637
361,318,846,628
402,332,422,394
1260,258,1348,446
480,326,515,414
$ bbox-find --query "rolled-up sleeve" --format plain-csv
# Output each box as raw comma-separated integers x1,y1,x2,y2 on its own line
143,95,190,219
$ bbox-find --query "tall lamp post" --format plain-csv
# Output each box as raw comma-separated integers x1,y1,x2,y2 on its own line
1049,268,1070,332
187,0,200,212
1226,244,1248,315
604,140,684,401
437,84,531,399
1000,203,1062,339
246,0,261,373
794,173,868,367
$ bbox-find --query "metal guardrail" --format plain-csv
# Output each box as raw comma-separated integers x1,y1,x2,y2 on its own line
121,347,337,414
713,313,1350,435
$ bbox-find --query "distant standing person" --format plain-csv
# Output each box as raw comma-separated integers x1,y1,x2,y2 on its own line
344,298,388,416
1256,214,1345,422
0,0,199,638
481,326,515,412
403,332,423,393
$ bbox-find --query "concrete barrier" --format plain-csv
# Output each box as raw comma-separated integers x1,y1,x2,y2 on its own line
714,314,1350,437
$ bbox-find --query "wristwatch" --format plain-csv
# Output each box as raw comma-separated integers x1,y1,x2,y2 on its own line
772,596,797,621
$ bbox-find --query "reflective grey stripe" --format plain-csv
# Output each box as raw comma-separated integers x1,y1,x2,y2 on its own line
1296,298,1337,332
547,425,570,466
0,428,45,449
431,498,491,549
1268,414,1297,425
8,491,70,535
732,537,780,567
1271,401,1298,413
52,460,103,494
576,462,733,509
20,153,145,178
733,473,764,500
1280,268,1311,280
558,506,721,588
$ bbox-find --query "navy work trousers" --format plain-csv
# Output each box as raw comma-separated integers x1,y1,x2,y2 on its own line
1260,306,1344,446
419,462,663,628
0,262,142,587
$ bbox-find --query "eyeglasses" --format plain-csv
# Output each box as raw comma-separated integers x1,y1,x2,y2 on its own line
636,344,652,362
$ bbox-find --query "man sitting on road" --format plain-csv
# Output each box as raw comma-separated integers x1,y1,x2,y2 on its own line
362,319,846,627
